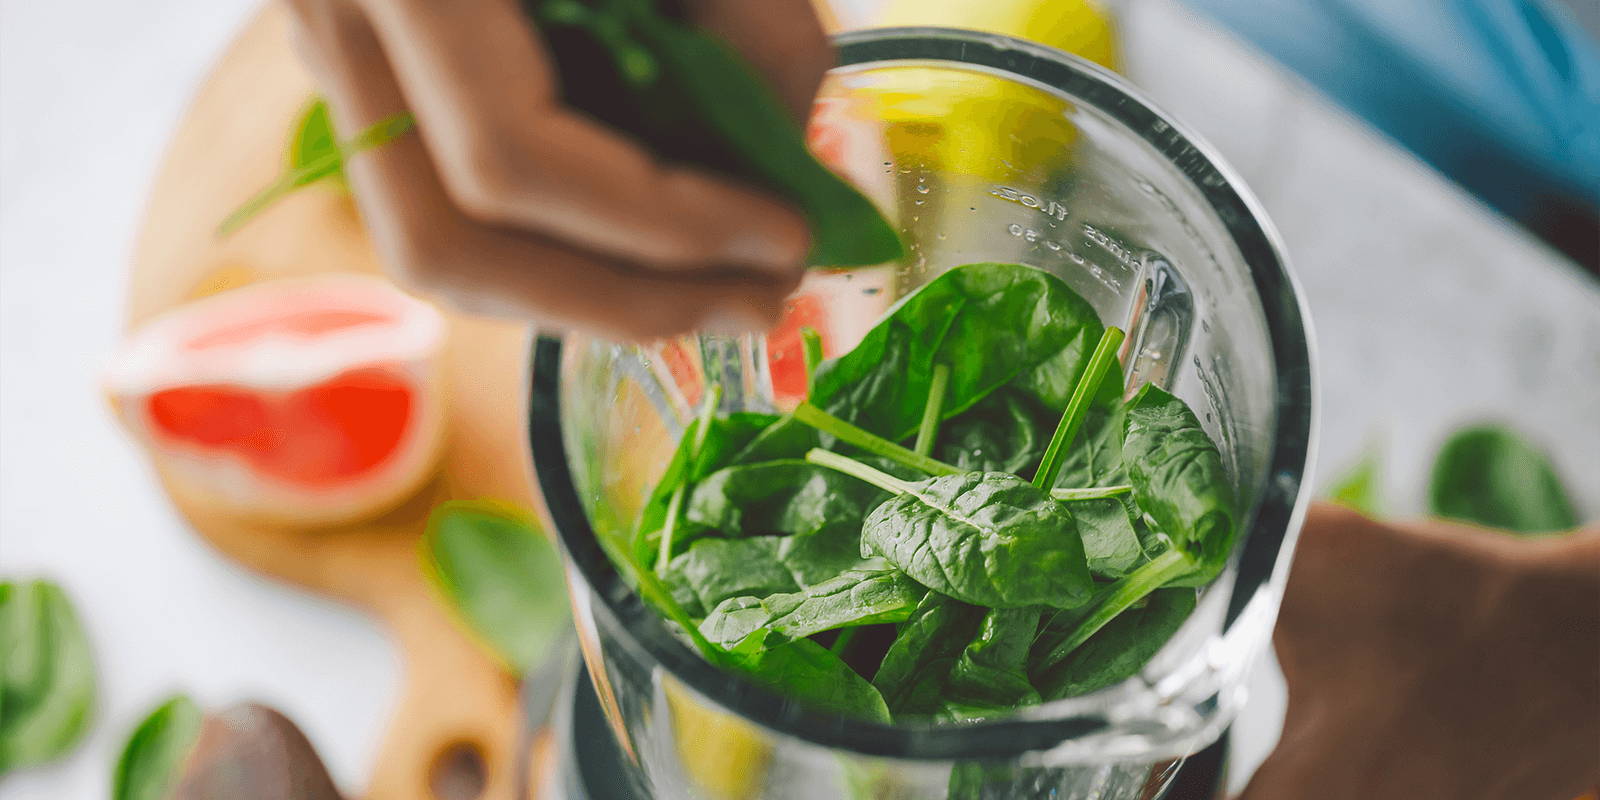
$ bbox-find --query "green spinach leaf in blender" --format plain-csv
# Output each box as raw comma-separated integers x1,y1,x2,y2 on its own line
623,261,1236,724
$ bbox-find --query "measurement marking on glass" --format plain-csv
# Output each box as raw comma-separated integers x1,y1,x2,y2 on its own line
990,185,1069,220
1004,223,1123,292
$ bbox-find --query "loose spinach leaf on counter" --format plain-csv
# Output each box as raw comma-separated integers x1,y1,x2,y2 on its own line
0,579,96,774
809,263,1104,442
700,568,923,648
422,501,570,675
809,450,1093,610
725,632,892,722
1428,425,1578,534
113,695,203,800
1328,446,1382,516
1033,588,1196,700
528,0,902,267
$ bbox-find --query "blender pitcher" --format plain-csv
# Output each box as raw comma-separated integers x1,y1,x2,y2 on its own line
528,27,1316,800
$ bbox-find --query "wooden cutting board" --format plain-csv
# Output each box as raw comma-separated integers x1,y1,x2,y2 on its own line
126,5,551,799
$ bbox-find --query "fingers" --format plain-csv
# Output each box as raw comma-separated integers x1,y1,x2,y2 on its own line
344,0,811,275
680,0,833,122
284,0,797,339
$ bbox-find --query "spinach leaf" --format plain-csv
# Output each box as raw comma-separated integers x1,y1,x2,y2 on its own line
809,263,1103,443
1428,425,1579,534
113,695,203,800
699,568,923,648
810,450,1093,609
0,580,95,773
1122,384,1235,582
684,460,889,542
422,502,571,675
725,632,891,722
530,0,902,267
1328,446,1382,516
1033,325,1126,490
635,409,778,567
1066,497,1145,578
871,593,985,717
1047,402,1128,489
217,107,414,236
943,607,1041,715
933,390,1050,475
1033,588,1196,699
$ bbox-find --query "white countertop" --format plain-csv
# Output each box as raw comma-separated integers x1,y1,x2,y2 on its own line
3,1,1595,798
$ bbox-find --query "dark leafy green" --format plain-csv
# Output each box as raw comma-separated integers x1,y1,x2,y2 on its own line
809,263,1104,442
933,390,1049,475
1033,589,1196,699
871,593,985,716
422,502,571,675
528,0,901,267
700,568,923,648
943,607,1041,716
113,695,203,800
635,409,778,567
813,452,1092,609
684,460,888,543
725,632,891,722
663,537,797,617
1428,425,1579,534
1122,384,1236,582
0,579,96,773
1066,497,1145,579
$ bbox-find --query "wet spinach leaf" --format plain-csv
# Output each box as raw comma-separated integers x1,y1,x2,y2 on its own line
811,451,1092,610
1066,497,1145,579
1429,425,1578,534
871,594,985,717
933,390,1050,475
700,568,923,648
943,607,1041,716
684,460,889,543
0,579,96,773
726,632,892,722
1122,384,1235,583
809,262,1104,442
1033,588,1196,699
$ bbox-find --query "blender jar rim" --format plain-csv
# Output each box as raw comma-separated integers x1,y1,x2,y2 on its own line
527,25,1317,761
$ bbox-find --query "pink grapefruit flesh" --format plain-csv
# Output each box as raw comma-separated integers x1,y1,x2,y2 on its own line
108,274,446,525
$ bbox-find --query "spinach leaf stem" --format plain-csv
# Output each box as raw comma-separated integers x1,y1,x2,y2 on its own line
913,363,951,458
1036,548,1194,668
1050,485,1133,502
1033,327,1126,490
800,326,824,394
804,448,915,495
793,402,961,476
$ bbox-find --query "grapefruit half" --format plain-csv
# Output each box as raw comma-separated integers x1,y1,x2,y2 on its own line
107,274,447,525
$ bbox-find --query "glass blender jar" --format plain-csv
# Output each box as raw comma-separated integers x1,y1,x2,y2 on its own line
528,27,1316,800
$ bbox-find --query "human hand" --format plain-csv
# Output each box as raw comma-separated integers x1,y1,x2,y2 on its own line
283,0,834,340
1240,503,1600,800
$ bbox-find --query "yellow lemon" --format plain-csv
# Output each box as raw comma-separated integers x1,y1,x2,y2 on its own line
874,0,1120,70
662,675,772,800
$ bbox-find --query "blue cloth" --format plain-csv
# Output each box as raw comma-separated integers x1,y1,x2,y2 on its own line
1179,0,1600,218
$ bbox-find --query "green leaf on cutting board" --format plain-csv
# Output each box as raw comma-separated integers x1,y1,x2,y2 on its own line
422,501,571,675
1328,445,1382,516
1428,425,1579,535
0,579,96,773
113,695,203,800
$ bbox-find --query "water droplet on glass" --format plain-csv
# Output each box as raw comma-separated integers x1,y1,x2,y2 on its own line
915,184,930,194
936,232,948,241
